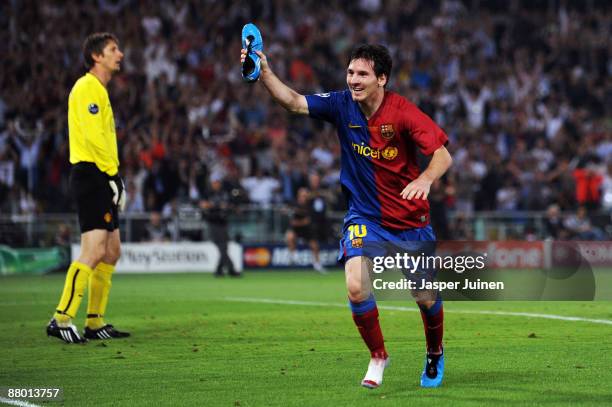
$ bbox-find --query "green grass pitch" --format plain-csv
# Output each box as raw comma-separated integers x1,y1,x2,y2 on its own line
1,271,611,406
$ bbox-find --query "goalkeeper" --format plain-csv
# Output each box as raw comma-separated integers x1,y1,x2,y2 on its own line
46,32,130,343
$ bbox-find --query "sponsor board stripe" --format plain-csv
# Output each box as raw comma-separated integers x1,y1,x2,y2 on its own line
224,297,612,326
0,397,43,407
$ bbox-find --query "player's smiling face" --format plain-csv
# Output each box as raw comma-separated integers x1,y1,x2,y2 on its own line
97,40,124,73
346,58,386,102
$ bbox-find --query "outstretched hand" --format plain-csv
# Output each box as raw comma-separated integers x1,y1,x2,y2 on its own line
240,49,269,72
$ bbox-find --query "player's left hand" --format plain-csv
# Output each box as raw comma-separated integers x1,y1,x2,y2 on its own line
400,177,431,200
240,49,269,72
109,175,127,211
117,178,126,211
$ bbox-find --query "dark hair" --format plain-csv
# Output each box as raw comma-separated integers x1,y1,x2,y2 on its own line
83,32,119,69
348,44,392,86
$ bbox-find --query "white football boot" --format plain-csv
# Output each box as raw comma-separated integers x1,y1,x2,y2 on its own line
361,356,390,389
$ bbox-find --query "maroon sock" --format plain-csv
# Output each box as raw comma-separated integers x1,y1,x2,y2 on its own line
352,307,388,359
420,305,444,355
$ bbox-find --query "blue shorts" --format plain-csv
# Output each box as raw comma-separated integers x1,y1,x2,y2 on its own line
338,218,436,263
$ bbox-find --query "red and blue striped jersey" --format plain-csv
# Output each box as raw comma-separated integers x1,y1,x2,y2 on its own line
305,90,448,230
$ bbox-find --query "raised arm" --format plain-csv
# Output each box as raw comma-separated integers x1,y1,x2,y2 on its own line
241,49,309,114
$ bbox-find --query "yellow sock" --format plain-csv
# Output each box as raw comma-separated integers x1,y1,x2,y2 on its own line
86,262,114,329
54,262,92,324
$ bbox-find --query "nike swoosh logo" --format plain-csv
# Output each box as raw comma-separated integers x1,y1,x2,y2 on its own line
348,123,362,128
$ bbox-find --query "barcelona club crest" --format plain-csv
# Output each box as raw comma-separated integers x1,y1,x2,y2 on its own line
380,124,395,140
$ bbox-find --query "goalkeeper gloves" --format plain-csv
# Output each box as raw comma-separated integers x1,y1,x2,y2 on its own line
108,174,126,211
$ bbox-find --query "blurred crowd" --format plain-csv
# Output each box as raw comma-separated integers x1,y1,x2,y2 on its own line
0,0,610,240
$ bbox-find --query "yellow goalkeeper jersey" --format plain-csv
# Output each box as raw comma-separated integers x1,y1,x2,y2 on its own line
68,72,119,176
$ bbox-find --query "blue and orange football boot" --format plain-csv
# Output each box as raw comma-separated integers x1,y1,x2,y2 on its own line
420,350,444,388
241,23,263,83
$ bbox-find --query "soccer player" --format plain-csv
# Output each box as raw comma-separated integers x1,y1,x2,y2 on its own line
241,43,452,387
46,33,130,343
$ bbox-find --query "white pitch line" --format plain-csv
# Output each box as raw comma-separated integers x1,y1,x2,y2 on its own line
224,297,612,326
0,397,43,407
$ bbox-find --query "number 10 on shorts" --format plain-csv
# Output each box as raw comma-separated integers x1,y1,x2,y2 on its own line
348,225,367,239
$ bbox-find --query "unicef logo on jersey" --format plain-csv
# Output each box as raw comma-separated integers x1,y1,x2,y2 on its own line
314,92,330,98
88,103,99,114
